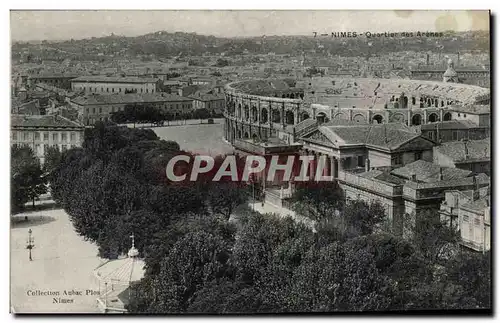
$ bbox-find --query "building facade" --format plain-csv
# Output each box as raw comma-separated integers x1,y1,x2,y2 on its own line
70,76,161,94
189,93,225,115
70,93,193,125
11,114,85,163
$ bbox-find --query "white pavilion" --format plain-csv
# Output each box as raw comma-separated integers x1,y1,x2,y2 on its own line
93,234,145,313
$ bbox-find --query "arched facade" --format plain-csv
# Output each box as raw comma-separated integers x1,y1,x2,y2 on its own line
223,78,490,145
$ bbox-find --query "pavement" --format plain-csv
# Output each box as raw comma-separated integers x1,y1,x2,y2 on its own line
248,201,317,232
10,208,104,313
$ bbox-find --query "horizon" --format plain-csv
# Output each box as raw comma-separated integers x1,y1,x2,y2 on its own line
10,10,490,42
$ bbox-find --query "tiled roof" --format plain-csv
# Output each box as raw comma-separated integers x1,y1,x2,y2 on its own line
71,93,192,106
320,123,420,150
461,195,490,212
435,139,490,162
420,120,489,130
449,104,490,114
71,76,159,84
391,160,472,182
29,73,79,79
189,93,225,102
358,169,406,185
11,114,84,128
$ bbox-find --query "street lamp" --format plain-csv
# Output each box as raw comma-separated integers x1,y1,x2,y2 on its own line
26,229,35,261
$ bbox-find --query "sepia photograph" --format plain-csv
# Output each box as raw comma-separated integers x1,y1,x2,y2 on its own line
8,9,491,315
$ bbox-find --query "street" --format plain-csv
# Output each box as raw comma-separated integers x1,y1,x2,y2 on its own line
10,208,103,313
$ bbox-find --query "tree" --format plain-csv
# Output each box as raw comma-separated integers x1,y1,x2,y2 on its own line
405,210,460,263
207,182,247,221
343,200,387,236
43,145,62,177
192,108,210,123
291,181,344,221
11,145,47,212
139,231,233,313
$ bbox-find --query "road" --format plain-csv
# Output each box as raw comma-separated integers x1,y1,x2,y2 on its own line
10,208,104,313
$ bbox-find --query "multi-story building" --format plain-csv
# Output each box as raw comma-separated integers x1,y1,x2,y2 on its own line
28,73,79,90
433,139,490,175
419,120,490,143
10,114,85,163
440,187,490,252
70,93,193,125
70,76,161,95
189,93,225,115
338,160,490,236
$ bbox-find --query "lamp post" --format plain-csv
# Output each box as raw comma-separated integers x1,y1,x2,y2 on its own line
26,229,35,261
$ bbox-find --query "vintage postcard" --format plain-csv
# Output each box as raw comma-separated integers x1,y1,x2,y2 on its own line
10,10,491,314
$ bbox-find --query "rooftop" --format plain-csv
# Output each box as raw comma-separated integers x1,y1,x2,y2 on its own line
435,139,490,163
420,120,489,130
11,114,84,129
449,104,490,114
71,76,159,84
390,160,472,183
318,123,424,150
71,93,192,106
189,93,225,102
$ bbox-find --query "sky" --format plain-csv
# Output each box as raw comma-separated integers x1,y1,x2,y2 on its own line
10,10,490,41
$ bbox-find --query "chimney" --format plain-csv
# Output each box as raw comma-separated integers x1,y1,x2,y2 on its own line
365,158,370,172
438,167,444,180
473,175,480,201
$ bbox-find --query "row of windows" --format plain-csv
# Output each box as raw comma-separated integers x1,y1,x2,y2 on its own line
12,131,80,142
14,143,77,152
86,103,192,115
462,215,482,226
80,86,156,94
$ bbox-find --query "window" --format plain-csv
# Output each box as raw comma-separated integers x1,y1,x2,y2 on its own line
464,114,467,117
53,133,58,141
391,154,402,165
107,88,109,92
146,89,148,93
92,107,96,114
12,132,17,140
474,218,481,226
458,113,461,117
24,132,29,140
112,88,114,93
61,133,67,141
141,89,143,93
35,132,40,140
70,132,76,141
463,215,469,222
415,152,422,160
452,131,458,141
357,156,365,167
43,132,49,141
99,107,102,114
119,88,122,92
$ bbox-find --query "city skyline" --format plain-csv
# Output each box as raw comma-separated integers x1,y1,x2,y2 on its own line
11,10,489,42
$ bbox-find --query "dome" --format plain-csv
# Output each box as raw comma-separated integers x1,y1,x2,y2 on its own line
94,255,145,284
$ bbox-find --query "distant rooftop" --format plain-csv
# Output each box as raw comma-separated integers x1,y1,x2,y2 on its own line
71,76,159,84
391,160,472,183
420,120,489,130
71,93,192,106
11,114,84,129
435,139,490,163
